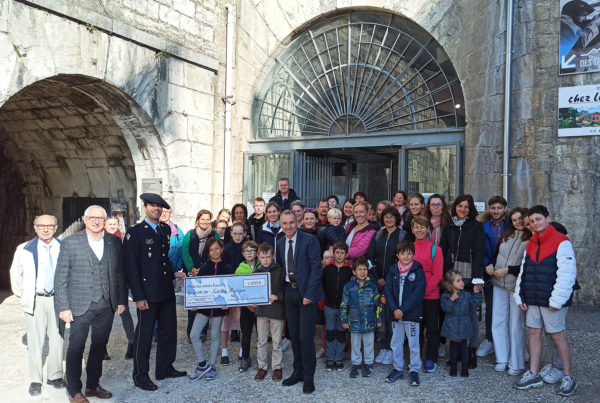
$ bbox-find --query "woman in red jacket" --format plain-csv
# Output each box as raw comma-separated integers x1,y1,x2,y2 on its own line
412,215,443,373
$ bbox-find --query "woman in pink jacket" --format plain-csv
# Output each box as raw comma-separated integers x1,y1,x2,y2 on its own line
345,201,379,262
412,215,443,373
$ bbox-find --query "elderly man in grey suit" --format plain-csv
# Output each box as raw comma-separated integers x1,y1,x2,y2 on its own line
54,205,127,403
10,214,65,396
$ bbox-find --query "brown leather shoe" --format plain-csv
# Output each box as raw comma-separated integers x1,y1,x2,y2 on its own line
272,368,283,382
69,393,90,403
85,385,112,399
254,368,268,381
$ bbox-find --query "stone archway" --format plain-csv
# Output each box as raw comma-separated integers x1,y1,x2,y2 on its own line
0,74,166,289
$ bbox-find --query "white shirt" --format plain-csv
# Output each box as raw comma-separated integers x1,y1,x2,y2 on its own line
36,238,60,293
284,232,298,283
87,231,105,261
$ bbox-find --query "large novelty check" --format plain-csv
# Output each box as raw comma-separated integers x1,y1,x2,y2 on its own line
183,273,271,310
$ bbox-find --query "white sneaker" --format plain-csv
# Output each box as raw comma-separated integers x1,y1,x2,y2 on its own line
476,340,494,357
381,349,394,365
375,349,386,364
438,343,446,358
281,338,291,352
494,362,507,372
540,363,564,384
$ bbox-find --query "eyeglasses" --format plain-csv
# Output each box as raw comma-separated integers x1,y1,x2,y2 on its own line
35,225,56,230
430,203,443,207
243,249,257,254
86,216,106,222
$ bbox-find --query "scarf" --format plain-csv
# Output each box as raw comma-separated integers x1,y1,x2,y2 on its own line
430,217,441,245
398,261,413,274
168,220,178,237
452,216,467,227
195,226,213,257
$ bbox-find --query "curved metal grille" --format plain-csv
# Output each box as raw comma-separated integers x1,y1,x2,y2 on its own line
253,11,465,139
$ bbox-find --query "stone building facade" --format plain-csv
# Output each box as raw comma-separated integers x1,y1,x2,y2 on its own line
0,0,598,306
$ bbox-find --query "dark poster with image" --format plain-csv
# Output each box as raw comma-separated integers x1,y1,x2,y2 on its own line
560,0,600,74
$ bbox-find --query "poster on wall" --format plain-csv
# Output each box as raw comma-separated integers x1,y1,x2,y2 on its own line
560,0,600,75
558,84,600,136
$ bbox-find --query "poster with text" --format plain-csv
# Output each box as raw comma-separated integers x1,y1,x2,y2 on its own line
558,84,600,136
560,0,600,75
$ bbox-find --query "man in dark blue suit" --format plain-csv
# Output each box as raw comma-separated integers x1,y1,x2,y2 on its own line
276,210,323,394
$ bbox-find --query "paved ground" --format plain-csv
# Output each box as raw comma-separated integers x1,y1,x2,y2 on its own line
1,290,598,402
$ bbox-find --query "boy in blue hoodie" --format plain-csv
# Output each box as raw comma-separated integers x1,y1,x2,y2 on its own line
340,257,381,378
384,240,426,386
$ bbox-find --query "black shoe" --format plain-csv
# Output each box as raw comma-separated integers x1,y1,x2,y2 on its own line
325,360,334,371
450,364,457,377
220,356,230,365
239,358,251,372
155,367,187,380
133,376,158,391
350,365,361,378
468,347,477,369
303,379,315,394
282,374,304,386
28,382,41,396
47,378,66,389
461,364,469,377
125,343,134,359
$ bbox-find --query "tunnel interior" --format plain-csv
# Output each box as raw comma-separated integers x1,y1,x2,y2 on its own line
0,75,143,289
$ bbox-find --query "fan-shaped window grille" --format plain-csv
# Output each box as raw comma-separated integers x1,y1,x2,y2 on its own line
252,11,465,139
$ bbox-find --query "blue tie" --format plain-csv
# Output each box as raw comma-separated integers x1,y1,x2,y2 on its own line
43,245,54,293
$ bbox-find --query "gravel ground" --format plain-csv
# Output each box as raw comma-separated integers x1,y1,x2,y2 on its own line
1,290,598,402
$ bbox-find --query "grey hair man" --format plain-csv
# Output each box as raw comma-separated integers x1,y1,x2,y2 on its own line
10,214,65,396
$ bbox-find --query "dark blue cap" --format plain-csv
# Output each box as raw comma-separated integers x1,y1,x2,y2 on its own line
140,193,170,209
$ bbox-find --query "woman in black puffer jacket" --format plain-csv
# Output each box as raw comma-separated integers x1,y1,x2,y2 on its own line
439,194,485,369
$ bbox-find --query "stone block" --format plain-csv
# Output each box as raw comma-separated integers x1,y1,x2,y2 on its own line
159,4,181,28
183,63,214,94
173,0,195,18
187,116,213,144
156,111,188,143
180,15,199,36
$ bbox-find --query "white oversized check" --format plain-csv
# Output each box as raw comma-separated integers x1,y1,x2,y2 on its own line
184,273,271,310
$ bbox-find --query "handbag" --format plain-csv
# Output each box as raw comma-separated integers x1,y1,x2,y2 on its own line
453,260,472,279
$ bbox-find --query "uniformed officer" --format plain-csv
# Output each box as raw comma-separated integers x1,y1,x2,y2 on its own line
123,193,187,391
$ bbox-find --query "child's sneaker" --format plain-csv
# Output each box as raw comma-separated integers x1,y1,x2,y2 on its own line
385,368,403,383
409,371,420,386
220,356,229,365
189,362,211,381
438,343,446,358
513,370,543,390
335,361,344,371
204,365,217,381
350,365,361,378
239,358,251,372
423,360,436,373
540,363,563,384
361,364,373,377
557,375,577,397
325,360,335,371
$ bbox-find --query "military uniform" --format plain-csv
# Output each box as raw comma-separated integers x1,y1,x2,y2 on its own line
123,219,179,384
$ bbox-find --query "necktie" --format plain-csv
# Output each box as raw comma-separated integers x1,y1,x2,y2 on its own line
287,239,296,283
43,244,54,293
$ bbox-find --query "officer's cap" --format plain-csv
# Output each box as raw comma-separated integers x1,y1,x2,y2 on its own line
140,193,170,209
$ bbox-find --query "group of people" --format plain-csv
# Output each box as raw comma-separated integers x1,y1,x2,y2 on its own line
9,177,579,400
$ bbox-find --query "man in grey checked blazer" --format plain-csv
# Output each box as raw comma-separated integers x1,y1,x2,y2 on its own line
54,205,127,403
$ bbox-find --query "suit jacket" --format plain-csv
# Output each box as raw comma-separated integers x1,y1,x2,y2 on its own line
10,237,61,315
276,230,323,302
122,221,177,303
54,231,127,317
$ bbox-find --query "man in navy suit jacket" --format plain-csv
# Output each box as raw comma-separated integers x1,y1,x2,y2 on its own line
276,210,323,394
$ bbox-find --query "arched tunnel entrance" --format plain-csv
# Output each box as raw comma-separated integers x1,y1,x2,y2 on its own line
0,74,163,289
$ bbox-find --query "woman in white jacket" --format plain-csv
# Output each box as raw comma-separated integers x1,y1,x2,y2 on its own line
485,207,531,375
